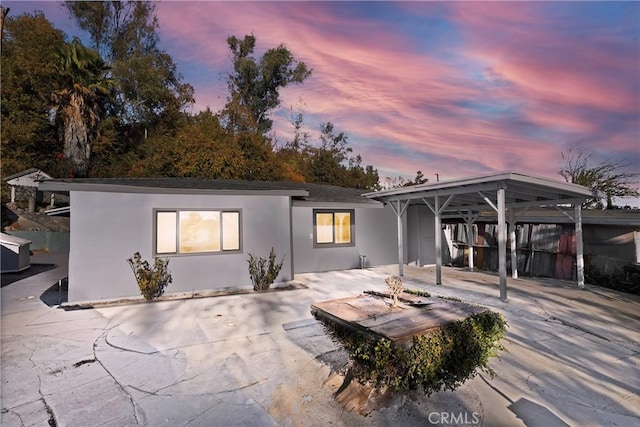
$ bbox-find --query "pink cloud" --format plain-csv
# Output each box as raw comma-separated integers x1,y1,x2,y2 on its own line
154,2,637,184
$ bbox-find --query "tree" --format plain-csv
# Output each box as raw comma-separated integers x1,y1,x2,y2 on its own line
305,122,379,189
222,34,311,135
274,112,311,182
130,109,246,179
64,1,194,128
1,11,66,178
381,171,429,190
51,40,114,176
410,170,428,185
559,144,639,209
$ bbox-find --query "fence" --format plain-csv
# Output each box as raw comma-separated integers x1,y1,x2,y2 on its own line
446,222,638,281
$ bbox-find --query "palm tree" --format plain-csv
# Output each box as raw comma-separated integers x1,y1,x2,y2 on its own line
51,40,113,176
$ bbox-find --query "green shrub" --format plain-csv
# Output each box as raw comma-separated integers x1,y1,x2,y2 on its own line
316,310,507,396
248,247,284,291
127,252,172,300
404,289,431,298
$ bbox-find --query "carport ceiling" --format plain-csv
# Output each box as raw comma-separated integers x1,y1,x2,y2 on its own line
363,171,598,212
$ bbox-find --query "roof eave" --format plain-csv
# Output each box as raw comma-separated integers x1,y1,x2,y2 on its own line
38,181,310,197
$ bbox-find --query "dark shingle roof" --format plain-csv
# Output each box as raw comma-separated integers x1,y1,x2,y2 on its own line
38,178,381,207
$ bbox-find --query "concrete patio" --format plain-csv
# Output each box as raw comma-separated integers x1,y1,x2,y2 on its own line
1,253,639,426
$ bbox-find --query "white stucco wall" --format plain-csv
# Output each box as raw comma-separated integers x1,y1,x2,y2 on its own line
407,205,437,266
291,205,399,273
68,191,292,302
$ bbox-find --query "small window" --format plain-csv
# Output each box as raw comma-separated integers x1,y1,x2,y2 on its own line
155,209,241,255
313,209,354,247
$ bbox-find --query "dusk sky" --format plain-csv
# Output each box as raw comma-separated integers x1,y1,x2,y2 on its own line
6,1,640,198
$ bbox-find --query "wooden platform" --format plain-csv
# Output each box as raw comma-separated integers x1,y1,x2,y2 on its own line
311,292,487,345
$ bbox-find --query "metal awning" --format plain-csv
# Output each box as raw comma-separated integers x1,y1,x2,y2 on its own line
363,171,600,301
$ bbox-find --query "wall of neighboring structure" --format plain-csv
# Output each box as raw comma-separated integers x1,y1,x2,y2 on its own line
5,231,70,252
583,225,639,272
68,191,292,302
291,205,399,273
406,205,438,266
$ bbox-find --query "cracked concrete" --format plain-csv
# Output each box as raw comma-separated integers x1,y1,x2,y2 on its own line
2,252,639,426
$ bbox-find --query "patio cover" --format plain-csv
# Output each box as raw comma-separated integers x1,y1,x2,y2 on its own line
363,171,599,301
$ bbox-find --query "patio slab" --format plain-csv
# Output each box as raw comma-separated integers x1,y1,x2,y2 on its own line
2,253,639,426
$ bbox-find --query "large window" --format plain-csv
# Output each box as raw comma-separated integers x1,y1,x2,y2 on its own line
313,209,354,247
155,209,241,255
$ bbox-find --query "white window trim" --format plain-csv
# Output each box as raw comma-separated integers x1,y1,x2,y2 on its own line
153,208,243,256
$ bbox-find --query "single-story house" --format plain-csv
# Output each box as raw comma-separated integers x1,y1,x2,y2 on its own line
39,172,597,303
37,178,403,303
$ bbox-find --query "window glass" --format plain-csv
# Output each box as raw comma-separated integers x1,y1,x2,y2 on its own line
222,211,240,251
179,211,220,253
316,213,334,243
334,212,351,243
156,212,177,253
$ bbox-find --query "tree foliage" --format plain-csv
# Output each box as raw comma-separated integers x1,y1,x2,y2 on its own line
275,116,380,189
223,34,311,135
131,109,246,179
1,10,379,192
381,170,429,190
64,1,194,127
559,144,639,209
1,10,66,177
51,40,114,176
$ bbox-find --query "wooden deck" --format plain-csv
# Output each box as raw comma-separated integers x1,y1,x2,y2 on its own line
311,292,487,345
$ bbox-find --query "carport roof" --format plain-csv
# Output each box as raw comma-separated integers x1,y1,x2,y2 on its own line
363,171,598,212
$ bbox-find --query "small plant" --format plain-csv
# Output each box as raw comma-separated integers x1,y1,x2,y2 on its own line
127,252,172,300
385,276,403,307
248,247,284,291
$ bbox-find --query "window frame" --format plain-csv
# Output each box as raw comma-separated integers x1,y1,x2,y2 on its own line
153,208,243,256
312,209,355,248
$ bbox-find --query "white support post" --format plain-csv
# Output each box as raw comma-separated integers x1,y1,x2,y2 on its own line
397,202,404,276
575,204,585,288
10,186,16,203
390,200,409,277
509,209,518,279
467,218,475,271
422,194,454,285
460,211,479,271
423,195,454,286
497,187,507,301
434,195,442,285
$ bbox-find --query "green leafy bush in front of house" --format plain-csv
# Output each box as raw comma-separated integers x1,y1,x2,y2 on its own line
248,247,284,291
315,309,507,396
127,252,172,300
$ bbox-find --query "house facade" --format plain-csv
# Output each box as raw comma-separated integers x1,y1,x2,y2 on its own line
39,179,402,303
39,172,601,303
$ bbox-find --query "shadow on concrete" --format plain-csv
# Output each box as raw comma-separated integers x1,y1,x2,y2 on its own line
39,278,68,306
509,397,570,427
2,263,57,287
